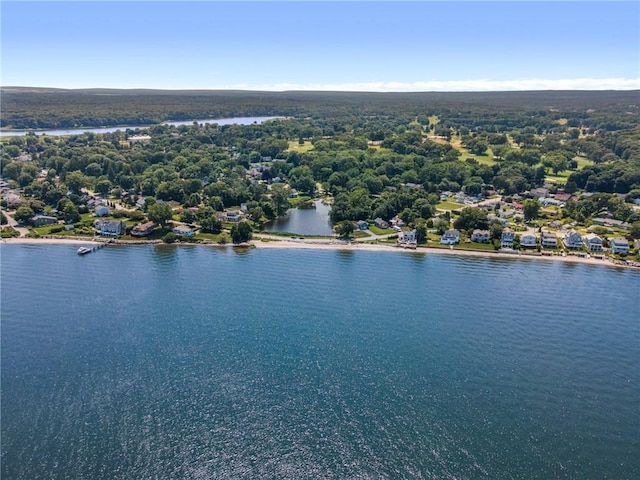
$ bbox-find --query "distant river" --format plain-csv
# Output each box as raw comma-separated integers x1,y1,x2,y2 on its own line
2,245,639,479
0,116,283,137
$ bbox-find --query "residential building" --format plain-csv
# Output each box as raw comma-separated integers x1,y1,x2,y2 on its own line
31,215,58,227
610,237,630,254
471,229,490,243
224,210,242,223
172,225,194,237
501,228,516,248
541,231,558,248
440,229,460,245
94,219,126,236
398,229,417,244
520,233,537,248
131,221,156,237
128,134,151,144
374,217,389,229
356,220,369,230
564,230,583,249
583,233,603,252
95,206,110,217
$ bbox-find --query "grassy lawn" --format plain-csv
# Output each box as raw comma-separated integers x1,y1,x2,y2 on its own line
287,140,314,153
456,242,497,251
368,225,395,235
450,135,496,166
436,200,465,211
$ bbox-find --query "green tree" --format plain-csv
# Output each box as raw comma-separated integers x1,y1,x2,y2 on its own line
14,205,35,224
335,220,354,238
147,203,173,225
65,171,86,193
62,200,80,224
629,221,640,240
200,216,222,234
453,207,488,232
415,222,427,244
231,221,252,243
523,199,541,221
95,178,112,195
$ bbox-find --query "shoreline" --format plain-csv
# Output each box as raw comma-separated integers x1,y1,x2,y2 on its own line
2,236,637,270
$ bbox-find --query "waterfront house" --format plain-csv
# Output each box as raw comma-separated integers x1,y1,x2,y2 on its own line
398,229,417,244
591,218,631,230
356,220,369,230
471,229,490,243
31,215,58,227
520,233,538,248
172,225,194,237
131,221,156,237
583,233,603,252
610,237,630,254
440,229,460,245
224,210,242,223
541,231,558,248
374,217,389,229
501,228,516,248
94,219,126,236
563,230,583,249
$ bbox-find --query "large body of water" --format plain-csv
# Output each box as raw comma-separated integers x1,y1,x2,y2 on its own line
1,244,639,479
0,116,282,137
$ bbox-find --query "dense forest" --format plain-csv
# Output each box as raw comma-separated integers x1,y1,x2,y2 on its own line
1,88,639,244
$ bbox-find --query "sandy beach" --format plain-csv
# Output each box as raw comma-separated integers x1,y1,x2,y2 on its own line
3,235,635,270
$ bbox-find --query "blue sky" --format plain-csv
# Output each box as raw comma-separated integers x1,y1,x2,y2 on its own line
1,1,639,91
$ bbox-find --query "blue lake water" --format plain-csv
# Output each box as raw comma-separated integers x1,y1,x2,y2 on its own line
0,116,282,137
264,200,334,236
1,244,639,479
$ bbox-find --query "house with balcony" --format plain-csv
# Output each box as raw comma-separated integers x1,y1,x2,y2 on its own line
471,229,490,243
541,231,558,248
520,233,537,248
583,233,603,252
93,219,126,237
563,230,583,249
501,228,515,248
610,237,630,254
440,229,460,245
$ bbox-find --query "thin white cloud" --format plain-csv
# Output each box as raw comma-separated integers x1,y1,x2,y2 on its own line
221,78,640,92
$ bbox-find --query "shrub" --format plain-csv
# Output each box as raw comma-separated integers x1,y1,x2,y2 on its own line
162,232,177,243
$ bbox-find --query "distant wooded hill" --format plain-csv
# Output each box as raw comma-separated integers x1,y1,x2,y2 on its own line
1,87,638,130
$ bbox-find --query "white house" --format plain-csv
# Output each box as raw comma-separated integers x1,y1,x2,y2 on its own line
471,229,490,243
564,230,583,249
541,231,558,248
520,233,537,248
172,225,194,237
583,233,603,252
398,229,417,244
440,229,460,245
501,228,516,248
610,237,630,254
94,219,126,236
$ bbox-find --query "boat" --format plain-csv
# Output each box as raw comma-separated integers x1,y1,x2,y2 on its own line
77,247,91,255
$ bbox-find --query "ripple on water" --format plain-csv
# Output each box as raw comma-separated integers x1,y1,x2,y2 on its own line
1,245,639,479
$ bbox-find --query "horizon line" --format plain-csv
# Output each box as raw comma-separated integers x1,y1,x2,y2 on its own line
3,78,640,93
